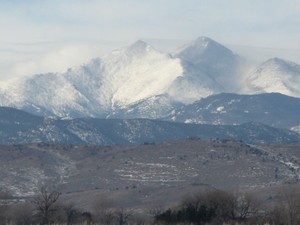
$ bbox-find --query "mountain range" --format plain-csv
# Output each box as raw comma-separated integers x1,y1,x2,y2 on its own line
1,36,300,205
0,107,300,145
0,36,299,123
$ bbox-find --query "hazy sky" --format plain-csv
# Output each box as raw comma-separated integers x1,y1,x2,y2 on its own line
1,0,300,80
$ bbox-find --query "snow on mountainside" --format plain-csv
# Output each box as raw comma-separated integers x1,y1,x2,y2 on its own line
246,58,300,97
0,37,245,118
0,37,300,119
167,93,300,130
97,40,182,107
110,94,180,119
0,40,184,117
1,73,93,117
174,37,244,93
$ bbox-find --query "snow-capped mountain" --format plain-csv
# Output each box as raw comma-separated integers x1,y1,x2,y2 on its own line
0,37,244,118
0,37,300,120
246,57,300,97
0,41,183,117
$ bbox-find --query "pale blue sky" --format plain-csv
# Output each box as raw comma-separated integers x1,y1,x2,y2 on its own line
0,0,299,80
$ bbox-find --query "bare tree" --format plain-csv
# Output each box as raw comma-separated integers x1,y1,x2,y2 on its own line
265,187,300,225
114,208,132,225
32,187,61,225
235,192,261,221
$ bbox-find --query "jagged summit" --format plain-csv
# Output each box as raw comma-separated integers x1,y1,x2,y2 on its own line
116,40,158,57
104,39,162,63
175,36,234,63
187,36,220,49
177,36,215,48
125,40,153,56
128,40,151,51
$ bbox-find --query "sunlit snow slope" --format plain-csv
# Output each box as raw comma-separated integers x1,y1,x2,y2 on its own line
0,41,183,117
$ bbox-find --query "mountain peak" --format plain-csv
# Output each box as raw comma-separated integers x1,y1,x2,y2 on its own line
265,57,288,65
259,57,300,72
127,40,154,53
247,57,300,98
175,36,235,62
179,36,227,51
192,36,216,47
132,39,148,46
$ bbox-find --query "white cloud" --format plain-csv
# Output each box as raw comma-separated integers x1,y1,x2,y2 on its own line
0,42,115,80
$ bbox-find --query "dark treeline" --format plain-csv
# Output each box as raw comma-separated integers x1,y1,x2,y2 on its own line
155,190,260,225
154,187,300,225
1,187,300,225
